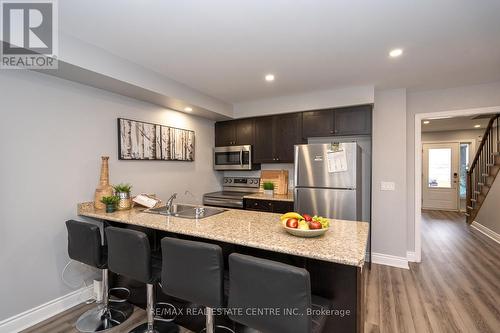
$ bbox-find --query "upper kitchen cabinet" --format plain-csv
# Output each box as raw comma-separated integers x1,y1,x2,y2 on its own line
333,105,372,136
302,109,335,137
302,104,372,138
274,113,303,162
253,116,275,163
215,118,254,146
254,113,304,163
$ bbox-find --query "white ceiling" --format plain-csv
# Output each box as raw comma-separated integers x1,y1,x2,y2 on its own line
60,0,500,103
421,115,492,132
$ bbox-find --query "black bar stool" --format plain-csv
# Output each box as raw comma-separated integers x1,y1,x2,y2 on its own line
161,237,234,333
228,253,330,333
65,220,132,332
106,227,177,333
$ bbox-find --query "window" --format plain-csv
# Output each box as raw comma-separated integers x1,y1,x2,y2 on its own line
428,148,452,188
459,143,470,198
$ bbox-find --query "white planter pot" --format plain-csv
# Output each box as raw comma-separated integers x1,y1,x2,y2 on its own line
264,190,274,196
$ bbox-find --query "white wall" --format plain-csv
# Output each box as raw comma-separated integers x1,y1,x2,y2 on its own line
0,70,222,321
406,81,500,251
233,85,374,118
372,89,408,258
475,174,500,235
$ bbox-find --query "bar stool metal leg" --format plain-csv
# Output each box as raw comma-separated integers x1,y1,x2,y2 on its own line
76,269,131,332
130,283,170,333
200,307,234,333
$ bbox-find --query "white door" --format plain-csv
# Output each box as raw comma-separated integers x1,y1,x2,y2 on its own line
422,142,460,211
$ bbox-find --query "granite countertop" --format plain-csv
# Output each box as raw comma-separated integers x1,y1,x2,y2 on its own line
243,191,294,202
77,202,369,267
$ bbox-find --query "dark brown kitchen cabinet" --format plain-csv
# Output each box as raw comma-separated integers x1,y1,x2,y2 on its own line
244,199,294,214
215,121,235,146
253,116,275,163
215,119,254,146
274,113,303,162
302,109,334,138
302,105,372,138
253,113,304,163
333,105,372,136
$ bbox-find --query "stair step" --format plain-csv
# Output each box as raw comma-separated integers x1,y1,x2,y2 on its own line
471,198,477,202
482,173,489,177
478,182,485,186
464,213,470,217
467,206,474,210
474,191,480,194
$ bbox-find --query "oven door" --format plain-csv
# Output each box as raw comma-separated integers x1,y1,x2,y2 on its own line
213,145,252,170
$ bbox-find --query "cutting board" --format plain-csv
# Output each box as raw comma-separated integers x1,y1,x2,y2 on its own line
260,170,289,195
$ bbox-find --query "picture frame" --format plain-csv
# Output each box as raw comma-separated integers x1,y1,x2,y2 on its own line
117,118,195,161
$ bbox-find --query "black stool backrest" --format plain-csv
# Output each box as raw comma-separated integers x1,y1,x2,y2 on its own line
106,227,152,284
228,253,312,333
161,237,223,308
66,220,106,269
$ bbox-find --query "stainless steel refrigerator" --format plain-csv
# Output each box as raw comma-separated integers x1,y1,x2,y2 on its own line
294,143,362,221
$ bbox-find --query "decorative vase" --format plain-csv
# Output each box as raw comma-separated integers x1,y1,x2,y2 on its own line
94,156,113,209
117,192,132,210
264,189,274,197
105,203,116,213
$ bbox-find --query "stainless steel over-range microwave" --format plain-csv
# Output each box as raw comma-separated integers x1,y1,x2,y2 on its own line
213,145,258,170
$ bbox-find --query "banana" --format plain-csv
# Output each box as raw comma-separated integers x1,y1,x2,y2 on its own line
280,212,303,221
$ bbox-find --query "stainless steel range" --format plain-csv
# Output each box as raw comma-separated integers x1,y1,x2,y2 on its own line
203,176,260,208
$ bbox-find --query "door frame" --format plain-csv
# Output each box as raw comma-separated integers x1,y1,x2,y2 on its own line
414,106,500,263
421,141,461,211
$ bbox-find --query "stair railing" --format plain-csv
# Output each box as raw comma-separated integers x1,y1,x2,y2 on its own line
466,114,500,223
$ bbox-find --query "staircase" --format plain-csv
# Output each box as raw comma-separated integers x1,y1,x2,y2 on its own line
466,114,500,223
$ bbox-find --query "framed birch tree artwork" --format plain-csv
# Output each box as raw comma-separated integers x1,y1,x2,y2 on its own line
118,118,195,161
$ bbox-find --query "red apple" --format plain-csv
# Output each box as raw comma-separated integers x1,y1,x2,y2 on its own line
309,221,322,229
302,214,312,222
286,218,299,228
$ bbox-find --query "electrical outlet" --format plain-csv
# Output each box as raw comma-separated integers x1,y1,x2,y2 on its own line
381,181,396,191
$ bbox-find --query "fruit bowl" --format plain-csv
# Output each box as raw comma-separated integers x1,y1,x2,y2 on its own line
280,212,330,238
283,225,329,238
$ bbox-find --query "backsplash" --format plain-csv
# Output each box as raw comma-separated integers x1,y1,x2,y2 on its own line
223,163,295,189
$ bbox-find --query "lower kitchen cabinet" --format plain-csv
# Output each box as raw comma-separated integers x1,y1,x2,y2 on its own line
244,199,294,214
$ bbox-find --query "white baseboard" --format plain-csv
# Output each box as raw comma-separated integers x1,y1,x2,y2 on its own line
372,252,409,269
407,251,417,262
471,221,500,244
0,285,93,333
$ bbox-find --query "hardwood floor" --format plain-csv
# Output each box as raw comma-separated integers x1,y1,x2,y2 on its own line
365,210,500,333
22,210,499,333
21,304,193,333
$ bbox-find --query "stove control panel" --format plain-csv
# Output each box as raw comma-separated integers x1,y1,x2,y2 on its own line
223,177,260,188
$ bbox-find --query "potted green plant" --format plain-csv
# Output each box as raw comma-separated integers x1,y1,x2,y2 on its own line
101,196,120,213
113,183,132,210
263,181,275,196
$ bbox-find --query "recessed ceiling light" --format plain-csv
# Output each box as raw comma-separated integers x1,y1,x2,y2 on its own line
474,124,481,128
184,107,193,112
423,120,430,124
389,48,403,58
265,74,275,82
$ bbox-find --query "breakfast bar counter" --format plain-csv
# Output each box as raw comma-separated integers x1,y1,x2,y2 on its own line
78,202,368,267
77,202,369,333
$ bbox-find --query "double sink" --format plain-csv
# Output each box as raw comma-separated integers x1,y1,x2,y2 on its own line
145,204,226,219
